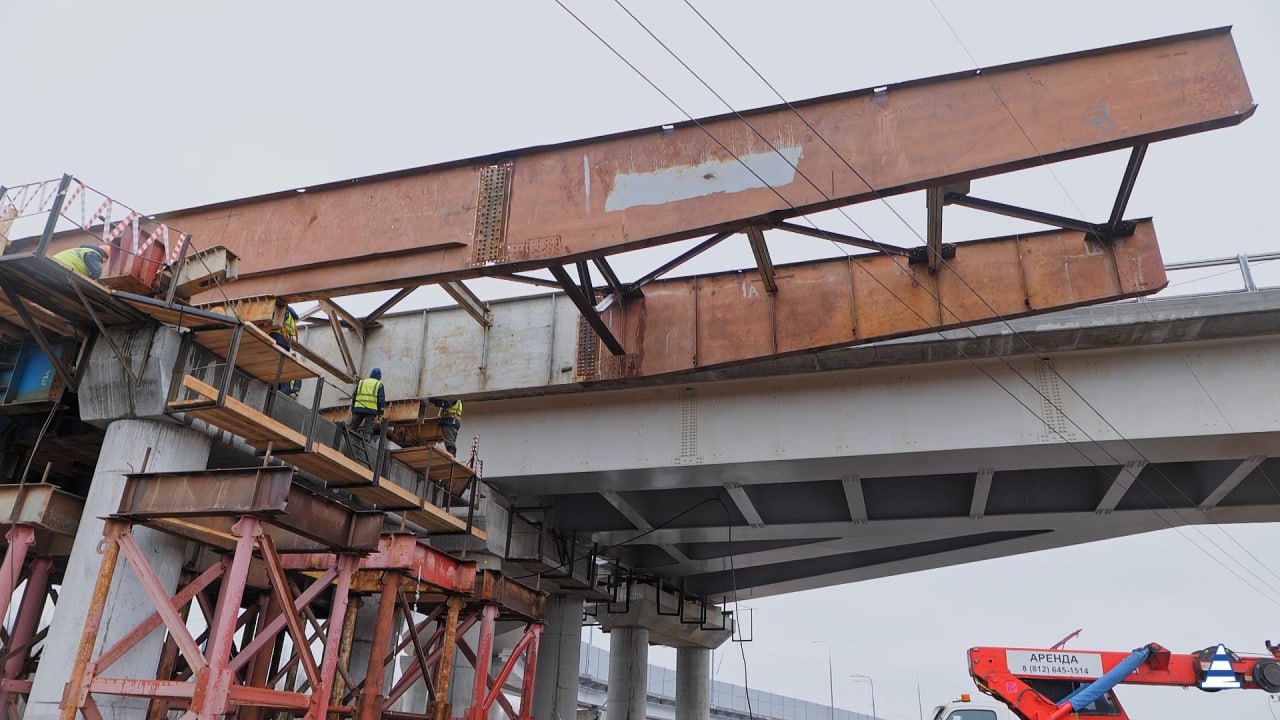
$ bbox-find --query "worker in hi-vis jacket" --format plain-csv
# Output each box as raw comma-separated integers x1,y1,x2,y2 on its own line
53,243,110,279
351,367,385,439
430,397,463,456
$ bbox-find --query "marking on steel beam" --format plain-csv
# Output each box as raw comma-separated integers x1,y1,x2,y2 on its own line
1200,455,1266,511
605,146,803,212
971,468,994,520
1095,460,1147,514
842,476,868,525
724,482,765,528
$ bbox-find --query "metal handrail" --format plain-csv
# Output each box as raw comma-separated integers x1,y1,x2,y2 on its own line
1155,251,1280,296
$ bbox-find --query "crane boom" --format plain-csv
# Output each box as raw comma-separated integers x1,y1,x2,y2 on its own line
968,642,1280,720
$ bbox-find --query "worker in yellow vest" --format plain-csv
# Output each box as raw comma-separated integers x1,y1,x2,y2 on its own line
52,244,110,279
430,397,463,456
269,306,302,398
350,368,385,439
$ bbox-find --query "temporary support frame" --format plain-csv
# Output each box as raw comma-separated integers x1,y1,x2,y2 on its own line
58,467,381,720
0,483,82,717
282,535,546,720
58,468,542,720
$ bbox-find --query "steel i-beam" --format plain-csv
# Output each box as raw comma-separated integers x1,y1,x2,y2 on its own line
127,28,1253,302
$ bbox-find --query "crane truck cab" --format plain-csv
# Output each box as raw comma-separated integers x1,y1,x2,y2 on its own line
931,694,1017,720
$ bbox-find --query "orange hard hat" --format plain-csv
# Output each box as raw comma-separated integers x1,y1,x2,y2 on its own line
97,244,111,257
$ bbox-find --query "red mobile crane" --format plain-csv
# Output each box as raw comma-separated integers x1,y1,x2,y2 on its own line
966,641,1280,720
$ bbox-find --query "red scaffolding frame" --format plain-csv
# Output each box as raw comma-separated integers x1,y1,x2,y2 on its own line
57,467,544,720
0,484,81,719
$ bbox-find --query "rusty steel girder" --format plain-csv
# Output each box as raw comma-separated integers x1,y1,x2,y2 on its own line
585,222,1164,378
155,28,1250,302
116,467,384,553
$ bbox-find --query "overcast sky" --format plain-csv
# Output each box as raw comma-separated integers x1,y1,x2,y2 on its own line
3,1,1280,718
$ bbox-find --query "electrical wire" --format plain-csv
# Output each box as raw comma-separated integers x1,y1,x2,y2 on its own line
715,495,755,719
555,0,1280,603
925,0,1089,221
918,0,1280,591
664,0,1280,596
623,0,1280,597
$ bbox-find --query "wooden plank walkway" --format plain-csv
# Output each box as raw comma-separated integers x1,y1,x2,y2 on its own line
171,375,481,537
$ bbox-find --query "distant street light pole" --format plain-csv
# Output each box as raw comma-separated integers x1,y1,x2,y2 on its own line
850,674,877,720
812,641,835,720
897,669,925,720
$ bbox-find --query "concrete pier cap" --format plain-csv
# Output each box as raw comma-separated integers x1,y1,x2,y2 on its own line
597,582,734,649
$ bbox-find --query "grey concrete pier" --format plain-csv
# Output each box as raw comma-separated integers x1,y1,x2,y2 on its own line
24,419,212,719
533,594,587,720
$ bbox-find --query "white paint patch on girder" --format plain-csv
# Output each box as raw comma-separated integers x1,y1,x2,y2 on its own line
604,146,803,212
583,153,591,211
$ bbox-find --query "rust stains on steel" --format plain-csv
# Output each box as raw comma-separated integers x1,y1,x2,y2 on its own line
584,222,1166,379
115,467,384,553
152,28,1250,302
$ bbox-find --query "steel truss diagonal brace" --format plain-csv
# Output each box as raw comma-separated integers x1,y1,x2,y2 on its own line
550,264,624,356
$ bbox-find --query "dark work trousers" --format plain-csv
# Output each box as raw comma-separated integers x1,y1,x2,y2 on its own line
441,423,458,456
351,411,379,439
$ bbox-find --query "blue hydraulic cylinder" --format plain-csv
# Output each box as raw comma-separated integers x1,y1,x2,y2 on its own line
1057,646,1152,714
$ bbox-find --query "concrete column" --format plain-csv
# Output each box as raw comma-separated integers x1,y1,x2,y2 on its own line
606,627,649,720
346,594,381,684
450,620,481,714
25,419,211,720
532,594,585,720
676,647,711,720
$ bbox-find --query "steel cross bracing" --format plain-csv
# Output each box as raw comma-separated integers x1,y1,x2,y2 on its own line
58,467,545,720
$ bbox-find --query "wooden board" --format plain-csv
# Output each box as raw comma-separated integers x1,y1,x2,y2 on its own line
391,446,473,495
197,296,283,326
0,254,139,338
321,398,431,425
195,322,321,383
120,297,238,331
172,375,479,536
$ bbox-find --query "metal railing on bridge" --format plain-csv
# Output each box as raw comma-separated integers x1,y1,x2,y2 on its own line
1153,252,1280,298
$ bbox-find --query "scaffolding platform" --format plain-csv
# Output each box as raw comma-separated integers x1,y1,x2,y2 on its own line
121,292,350,384
0,254,140,337
171,374,480,537
322,400,449,448
391,445,473,495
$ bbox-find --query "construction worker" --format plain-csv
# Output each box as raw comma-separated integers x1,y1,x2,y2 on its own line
430,397,463,456
350,367,385,439
269,306,302,398
52,243,110,280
